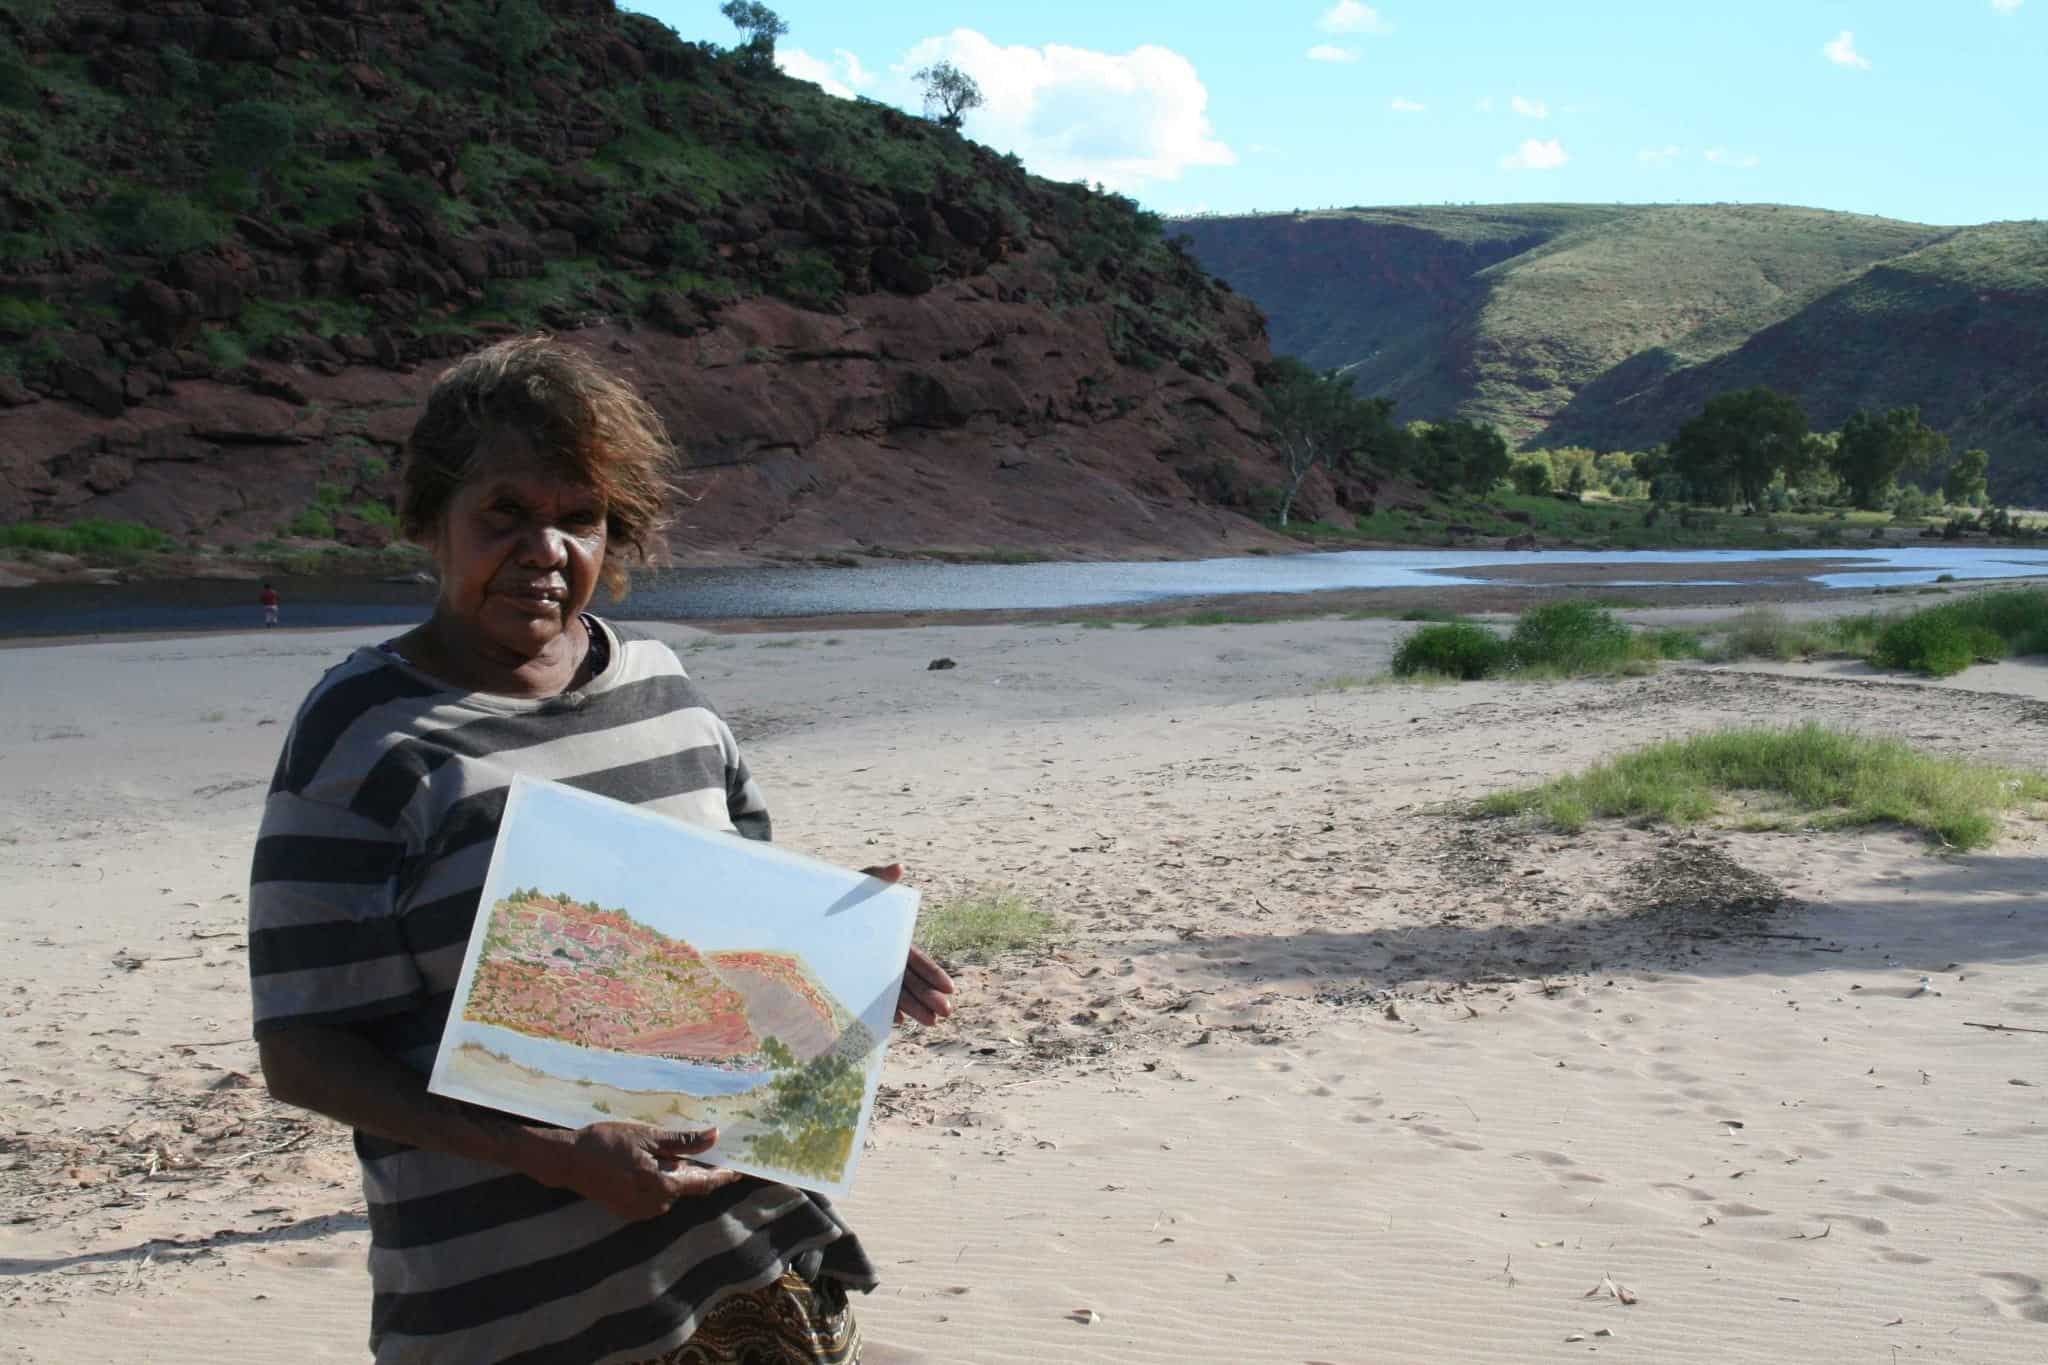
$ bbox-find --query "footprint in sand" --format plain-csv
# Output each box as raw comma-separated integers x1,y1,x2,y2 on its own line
1980,1272,2048,1324
1817,1213,1890,1235
1874,1184,1942,1206
1652,1181,1716,1203
1714,1202,1773,1218
1878,1249,1935,1265
1513,1149,1576,1167
1987,1198,2048,1227
1412,1122,1484,1152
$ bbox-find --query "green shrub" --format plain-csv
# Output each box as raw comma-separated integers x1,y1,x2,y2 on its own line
1392,621,1509,679
1508,602,1632,673
0,43,36,110
0,519,174,555
666,222,708,268
0,295,59,336
283,507,336,539
159,45,201,92
1867,589,2048,676
97,188,222,256
213,100,297,178
1641,627,1705,660
771,250,844,308
494,0,553,64
349,501,399,532
202,329,248,371
1711,607,1824,662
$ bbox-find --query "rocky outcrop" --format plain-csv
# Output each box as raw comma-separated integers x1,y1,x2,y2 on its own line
0,1,1309,561
0,269,1290,561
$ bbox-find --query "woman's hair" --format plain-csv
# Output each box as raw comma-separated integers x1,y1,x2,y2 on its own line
401,335,676,596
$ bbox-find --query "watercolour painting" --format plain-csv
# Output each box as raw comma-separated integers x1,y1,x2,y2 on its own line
428,774,919,1197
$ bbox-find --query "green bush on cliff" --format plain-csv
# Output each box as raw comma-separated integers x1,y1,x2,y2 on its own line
97,188,222,257
0,519,176,555
0,296,59,336
0,42,36,109
214,100,296,180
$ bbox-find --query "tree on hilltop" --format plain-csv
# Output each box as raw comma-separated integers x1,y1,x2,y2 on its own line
1669,387,1809,509
914,60,985,130
1834,406,1947,510
720,1,787,74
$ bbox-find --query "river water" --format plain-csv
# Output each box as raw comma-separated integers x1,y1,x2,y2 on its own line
6,546,2048,638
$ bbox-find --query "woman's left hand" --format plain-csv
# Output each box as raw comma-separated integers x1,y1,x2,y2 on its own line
861,863,957,1026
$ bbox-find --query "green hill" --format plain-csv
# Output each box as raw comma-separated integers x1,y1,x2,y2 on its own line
1175,205,2048,503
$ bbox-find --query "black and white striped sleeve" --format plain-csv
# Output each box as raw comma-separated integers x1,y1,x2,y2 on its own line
248,789,419,1036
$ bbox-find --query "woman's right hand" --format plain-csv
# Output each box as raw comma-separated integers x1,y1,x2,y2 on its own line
555,1122,745,1220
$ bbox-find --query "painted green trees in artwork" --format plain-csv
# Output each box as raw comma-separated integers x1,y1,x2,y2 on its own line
742,1035,867,1180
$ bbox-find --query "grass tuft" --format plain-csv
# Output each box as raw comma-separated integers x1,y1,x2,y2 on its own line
1393,604,1700,682
914,887,1063,962
1477,724,2048,851
1706,608,1830,662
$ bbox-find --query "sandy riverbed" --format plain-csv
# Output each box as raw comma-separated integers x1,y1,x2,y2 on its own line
2,603,2045,1363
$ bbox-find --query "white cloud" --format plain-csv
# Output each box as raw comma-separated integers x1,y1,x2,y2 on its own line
777,47,874,100
1307,44,1359,63
1390,97,1426,112
1509,94,1549,119
1500,138,1568,171
1823,30,1871,69
1318,2,1391,34
1993,0,2023,13
1703,146,1762,169
892,30,1234,191
1637,144,1681,164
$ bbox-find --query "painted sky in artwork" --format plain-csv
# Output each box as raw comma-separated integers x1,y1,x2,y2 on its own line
483,779,914,1025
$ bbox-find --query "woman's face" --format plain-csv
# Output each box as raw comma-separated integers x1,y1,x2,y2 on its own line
427,438,608,659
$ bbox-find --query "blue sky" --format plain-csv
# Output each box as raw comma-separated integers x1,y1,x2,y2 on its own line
630,1,2041,225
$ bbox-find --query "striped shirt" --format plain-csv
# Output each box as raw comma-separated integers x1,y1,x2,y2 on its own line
248,618,876,1364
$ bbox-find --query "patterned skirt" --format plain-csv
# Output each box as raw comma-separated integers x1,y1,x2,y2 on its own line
633,1270,860,1365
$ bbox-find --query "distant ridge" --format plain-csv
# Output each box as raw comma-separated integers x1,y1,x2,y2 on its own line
1174,204,2048,502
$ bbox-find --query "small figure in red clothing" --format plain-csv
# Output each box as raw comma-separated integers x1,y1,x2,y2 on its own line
260,581,280,628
